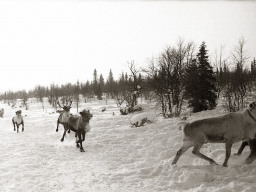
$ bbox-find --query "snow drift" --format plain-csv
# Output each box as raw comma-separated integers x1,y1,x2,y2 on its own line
130,112,157,127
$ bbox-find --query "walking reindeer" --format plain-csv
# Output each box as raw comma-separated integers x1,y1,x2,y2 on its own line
56,100,72,133
12,110,24,133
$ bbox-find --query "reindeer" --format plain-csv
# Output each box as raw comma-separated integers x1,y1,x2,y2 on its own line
172,101,256,167
56,100,72,133
61,109,93,152
12,110,24,133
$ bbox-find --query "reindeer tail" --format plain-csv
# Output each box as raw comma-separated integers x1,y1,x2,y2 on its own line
177,122,188,131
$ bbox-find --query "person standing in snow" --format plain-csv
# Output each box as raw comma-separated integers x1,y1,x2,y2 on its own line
12,110,24,133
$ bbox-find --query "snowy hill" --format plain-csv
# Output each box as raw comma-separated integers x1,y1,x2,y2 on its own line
0,100,255,192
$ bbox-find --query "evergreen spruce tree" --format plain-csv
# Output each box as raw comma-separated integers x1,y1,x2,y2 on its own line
106,69,115,96
185,42,217,112
197,42,217,111
98,74,104,100
92,69,98,96
184,59,201,112
81,80,91,102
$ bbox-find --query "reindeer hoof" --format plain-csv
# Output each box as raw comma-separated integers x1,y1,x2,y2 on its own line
80,148,85,152
60,138,64,142
76,144,80,148
56,129,58,132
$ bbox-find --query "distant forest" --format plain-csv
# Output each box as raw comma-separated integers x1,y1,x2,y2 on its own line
1,38,256,117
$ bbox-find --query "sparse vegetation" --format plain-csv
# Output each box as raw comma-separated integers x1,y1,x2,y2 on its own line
1,38,255,116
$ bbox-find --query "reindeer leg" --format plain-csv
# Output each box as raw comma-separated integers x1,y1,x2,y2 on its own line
68,123,71,133
172,140,193,165
78,131,85,152
222,142,233,167
60,127,68,142
75,132,80,148
63,123,71,133
12,119,16,131
234,141,248,156
82,132,86,141
56,120,59,132
245,139,256,164
192,143,218,165
22,121,24,132
17,125,19,133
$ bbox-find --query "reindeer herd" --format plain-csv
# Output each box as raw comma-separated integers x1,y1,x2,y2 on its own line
6,98,256,165
10,100,93,152
54,99,256,165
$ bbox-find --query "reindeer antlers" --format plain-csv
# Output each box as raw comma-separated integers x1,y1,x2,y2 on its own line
57,100,72,108
57,101,63,108
68,100,72,107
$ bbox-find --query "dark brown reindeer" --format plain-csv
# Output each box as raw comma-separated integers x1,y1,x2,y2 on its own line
56,100,72,133
61,109,93,152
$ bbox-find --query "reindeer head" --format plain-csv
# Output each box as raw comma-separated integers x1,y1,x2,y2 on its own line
57,100,72,112
80,109,93,122
63,106,71,112
15,110,22,117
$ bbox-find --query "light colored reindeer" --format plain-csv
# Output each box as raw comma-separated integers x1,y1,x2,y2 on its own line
172,101,256,167
56,100,72,133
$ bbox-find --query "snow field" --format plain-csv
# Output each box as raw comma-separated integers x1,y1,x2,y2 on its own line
0,100,256,191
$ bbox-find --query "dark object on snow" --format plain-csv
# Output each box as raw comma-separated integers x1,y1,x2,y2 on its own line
102,107,106,112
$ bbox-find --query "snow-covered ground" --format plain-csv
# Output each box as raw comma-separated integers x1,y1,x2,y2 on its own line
1,100,256,192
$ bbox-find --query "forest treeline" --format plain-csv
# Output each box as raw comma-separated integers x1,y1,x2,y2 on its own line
1,38,256,117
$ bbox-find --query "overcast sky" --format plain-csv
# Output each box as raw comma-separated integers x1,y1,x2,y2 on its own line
0,0,255,93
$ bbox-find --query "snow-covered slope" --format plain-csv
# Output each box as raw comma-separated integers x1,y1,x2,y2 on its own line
0,100,255,192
